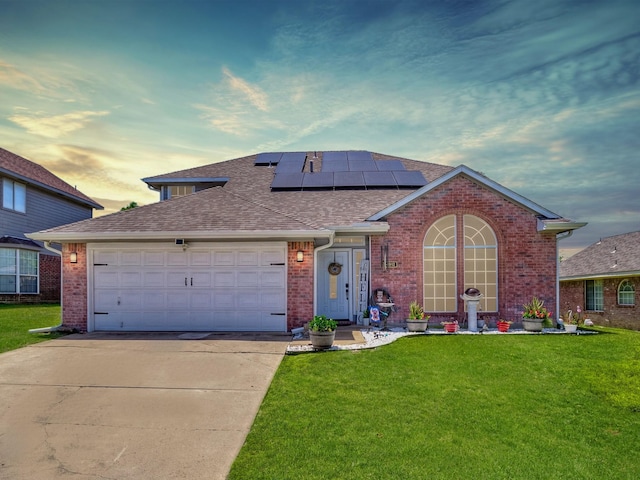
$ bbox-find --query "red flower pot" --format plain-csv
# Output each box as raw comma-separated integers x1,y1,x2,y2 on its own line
444,323,458,333
497,322,510,332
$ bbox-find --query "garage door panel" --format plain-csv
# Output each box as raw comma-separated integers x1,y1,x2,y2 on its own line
235,290,260,309
167,271,189,288
237,271,259,287
120,251,141,266
95,270,119,288
238,251,259,266
92,243,286,332
166,292,189,309
261,270,285,287
213,251,235,266
121,271,142,287
143,251,165,266
262,250,285,266
167,252,188,266
143,271,165,288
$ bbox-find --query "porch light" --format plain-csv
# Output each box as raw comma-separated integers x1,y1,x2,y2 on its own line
70,252,78,263
296,250,304,262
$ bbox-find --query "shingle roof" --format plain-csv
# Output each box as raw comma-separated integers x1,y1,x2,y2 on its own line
30,151,456,240
0,148,102,209
560,231,640,279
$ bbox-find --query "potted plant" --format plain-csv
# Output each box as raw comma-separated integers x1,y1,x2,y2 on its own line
308,315,337,349
406,301,430,332
563,306,583,333
441,320,459,333
522,297,552,332
496,319,512,332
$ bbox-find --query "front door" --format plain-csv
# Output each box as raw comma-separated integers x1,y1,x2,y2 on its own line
317,250,350,321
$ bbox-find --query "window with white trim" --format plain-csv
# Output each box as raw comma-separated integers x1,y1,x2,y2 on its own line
3,179,26,213
464,215,498,312
618,280,635,306
423,215,457,312
0,249,38,294
585,279,604,311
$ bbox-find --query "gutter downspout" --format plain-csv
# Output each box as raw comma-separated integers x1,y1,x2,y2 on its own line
555,230,574,325
313,232,336,316
29,241,63,334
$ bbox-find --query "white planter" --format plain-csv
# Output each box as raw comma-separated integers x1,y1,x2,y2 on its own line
522,318,544,332
565,324,578,333
309,330,336,349
406,319,428,332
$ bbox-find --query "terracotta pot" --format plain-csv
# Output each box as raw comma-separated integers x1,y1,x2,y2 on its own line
444,323,458,333
406,319,428,332
497,322,510,332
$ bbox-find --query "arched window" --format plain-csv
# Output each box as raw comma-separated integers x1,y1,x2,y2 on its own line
618,280,635,306
423,214,498,313
464,215,498,312
423,215,456,312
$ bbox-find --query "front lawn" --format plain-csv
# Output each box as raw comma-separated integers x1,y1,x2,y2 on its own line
230,328,640,479
0,303,63,354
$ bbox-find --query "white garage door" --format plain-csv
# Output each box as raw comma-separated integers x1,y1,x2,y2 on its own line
90,243,287,332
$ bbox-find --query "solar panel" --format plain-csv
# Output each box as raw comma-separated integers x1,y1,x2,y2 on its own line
347,151,373,162
363,171,397,187
375,160,405,171
271,173,304,189
322,158,348,172
349,159,378,171
302,172,334,188
275,152,306,173
393,170,428,187
255,152,282,166
323,151,348,163
334,171,365,188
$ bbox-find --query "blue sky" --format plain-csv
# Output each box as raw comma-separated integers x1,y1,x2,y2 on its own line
1,0,638,253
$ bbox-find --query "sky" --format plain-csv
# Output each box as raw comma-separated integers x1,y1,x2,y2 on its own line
1,0,638,254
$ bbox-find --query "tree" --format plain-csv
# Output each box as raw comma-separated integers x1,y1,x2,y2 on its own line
120,201,139,211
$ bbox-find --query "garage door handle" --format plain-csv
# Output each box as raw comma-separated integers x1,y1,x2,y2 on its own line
271,313,286,316
94,312,109,315
185,277,187,286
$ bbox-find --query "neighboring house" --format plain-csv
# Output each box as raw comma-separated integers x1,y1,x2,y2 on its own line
560,231,639,330
28,151,585,332
0,148,102,302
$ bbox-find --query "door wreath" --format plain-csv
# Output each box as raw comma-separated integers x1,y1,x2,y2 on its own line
328,262,342,275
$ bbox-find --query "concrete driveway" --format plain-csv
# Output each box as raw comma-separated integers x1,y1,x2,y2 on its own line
0,332,289,479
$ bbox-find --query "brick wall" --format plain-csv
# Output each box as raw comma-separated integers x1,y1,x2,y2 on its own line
370,175,558,324
287,241,314,330
560,277,639,330
62,243,88,331
39,253,61,301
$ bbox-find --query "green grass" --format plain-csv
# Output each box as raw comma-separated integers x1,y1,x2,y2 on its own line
0,303,64,353
230,328,640,479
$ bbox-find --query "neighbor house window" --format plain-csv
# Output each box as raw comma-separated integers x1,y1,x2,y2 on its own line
2,179,26,213
424,215,457,312
585,279,604,311
464,215,498,312
618,280,635,306
0,249,38,294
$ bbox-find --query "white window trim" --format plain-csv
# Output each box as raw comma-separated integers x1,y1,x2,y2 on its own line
2,178,27,213
0,248,39,294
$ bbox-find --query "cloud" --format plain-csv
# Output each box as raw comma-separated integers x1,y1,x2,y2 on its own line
221,67,268,111
0,60,44,92
8,109,109,138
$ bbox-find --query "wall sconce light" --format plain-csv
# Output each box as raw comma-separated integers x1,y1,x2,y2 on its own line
70,252,78,264
296,250,304,262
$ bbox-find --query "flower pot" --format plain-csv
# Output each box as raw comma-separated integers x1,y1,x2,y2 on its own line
309,330,336,349
565,324,578,333
497,322,510,332
406,319,428,332
522,318,544,332
444,323,458,333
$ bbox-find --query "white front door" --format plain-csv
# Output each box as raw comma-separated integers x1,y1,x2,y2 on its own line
317,250,350,321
